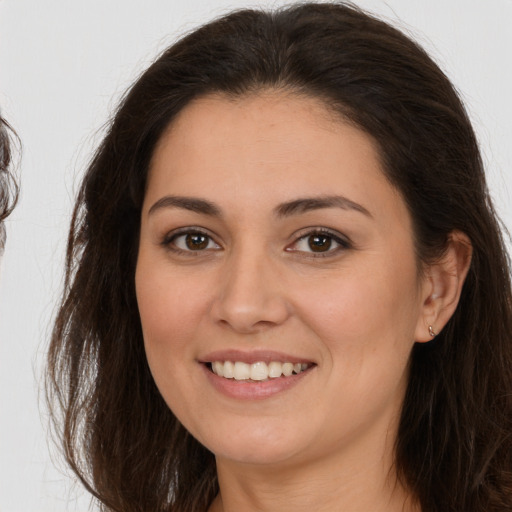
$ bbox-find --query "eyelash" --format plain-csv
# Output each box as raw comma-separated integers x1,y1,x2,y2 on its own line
287,228,352,258
161,227,352,258
162,227,220,255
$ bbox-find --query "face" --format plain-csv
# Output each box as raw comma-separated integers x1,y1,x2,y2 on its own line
136,93,430,468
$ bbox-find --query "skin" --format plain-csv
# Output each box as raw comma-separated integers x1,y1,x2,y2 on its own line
136,92,470,512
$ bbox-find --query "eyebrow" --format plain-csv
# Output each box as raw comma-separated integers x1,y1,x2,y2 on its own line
147,194,371,219
148,196,222,217
274,195,372,218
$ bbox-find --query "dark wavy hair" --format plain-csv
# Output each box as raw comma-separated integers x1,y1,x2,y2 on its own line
0,115,19,251
46,3,512,511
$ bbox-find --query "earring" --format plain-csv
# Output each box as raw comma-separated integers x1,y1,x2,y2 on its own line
428,325,437,338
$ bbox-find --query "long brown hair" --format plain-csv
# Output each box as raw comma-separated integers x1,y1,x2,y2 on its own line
47,3,512,511
0,115,19,250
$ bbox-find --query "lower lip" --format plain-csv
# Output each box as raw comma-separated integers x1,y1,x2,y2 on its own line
201,364,313,400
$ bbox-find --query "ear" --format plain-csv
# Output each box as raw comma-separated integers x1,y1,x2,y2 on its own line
414,230,472,342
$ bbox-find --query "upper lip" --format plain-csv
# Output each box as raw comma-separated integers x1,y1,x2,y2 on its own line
198,349,315,365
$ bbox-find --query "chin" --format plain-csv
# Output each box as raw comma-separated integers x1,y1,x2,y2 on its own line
212,441,302,466
194,420,308,466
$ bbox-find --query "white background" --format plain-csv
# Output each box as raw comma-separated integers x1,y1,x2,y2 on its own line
1,0,511,511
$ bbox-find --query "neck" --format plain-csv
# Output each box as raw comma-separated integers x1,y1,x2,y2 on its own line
209,427,420,512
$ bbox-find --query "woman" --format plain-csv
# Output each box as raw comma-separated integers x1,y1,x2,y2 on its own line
47,3,512,511
0,114,18,254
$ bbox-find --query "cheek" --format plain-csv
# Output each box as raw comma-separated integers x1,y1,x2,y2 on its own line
135,260,216,426
294,254,421,369
135,257,212,395
136,257,207,343
289,260,420,434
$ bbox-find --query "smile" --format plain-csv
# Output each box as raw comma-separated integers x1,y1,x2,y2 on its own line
200,351,316,399
209,361,311,381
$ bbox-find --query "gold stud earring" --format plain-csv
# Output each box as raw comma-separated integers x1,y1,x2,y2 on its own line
428,325,437,338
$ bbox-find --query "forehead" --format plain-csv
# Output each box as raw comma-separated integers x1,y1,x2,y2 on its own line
153,91,368,159
149,92,376,181
152,92,350,171
145,92,406,225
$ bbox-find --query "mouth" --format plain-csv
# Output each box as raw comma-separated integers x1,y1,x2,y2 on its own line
206,360,313,382
199,350,317,399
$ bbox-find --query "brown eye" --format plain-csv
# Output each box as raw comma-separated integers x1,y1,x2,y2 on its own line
287,229,350,257
185,233,209,250
308,234,332,252
168,230,221,252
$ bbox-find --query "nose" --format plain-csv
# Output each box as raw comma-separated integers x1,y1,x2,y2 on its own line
210,246,291,334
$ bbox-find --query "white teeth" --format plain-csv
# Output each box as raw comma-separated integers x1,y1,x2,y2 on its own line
210,360,311,380
250,362,269,381
234,362,250,380
223,361,234,379
282,362,293,376
268,361,282,378
212,361,224,377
